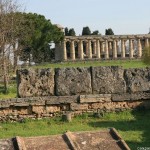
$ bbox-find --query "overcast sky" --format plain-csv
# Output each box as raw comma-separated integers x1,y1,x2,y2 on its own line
19,0,150,35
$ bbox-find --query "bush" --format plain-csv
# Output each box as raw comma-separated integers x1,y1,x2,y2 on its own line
142,46,150,65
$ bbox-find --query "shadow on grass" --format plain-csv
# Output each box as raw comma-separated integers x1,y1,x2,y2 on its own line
88,109,150,150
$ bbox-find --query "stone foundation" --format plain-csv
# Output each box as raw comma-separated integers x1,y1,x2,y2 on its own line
0,93,150,122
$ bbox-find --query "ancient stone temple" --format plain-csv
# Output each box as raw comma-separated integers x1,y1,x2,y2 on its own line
55,34,150,61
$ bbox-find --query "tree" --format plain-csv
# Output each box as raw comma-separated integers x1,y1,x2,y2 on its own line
18,13,64,63
0,0,22,93
82,26,91,35
65,27,76,36
105,28,114,35
91,30,100,35
142,46,150,65
65,27,69,36
68,28,76,36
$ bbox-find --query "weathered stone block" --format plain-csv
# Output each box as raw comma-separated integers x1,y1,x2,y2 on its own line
70,103,88,111
32,106,45,114
92,66,126,94
112,93,131,101
46,96,78,105
46,106,60,113
124,68,150,93
107,92,150,102
80,94,111,103
17,68,55,98
55,67,92,96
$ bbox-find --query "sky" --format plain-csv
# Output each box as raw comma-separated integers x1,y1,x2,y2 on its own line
19,0,150,35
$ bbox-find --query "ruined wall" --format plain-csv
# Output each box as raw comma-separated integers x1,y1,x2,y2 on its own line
0,66,150,122
17,66,150,97
0,94,150,122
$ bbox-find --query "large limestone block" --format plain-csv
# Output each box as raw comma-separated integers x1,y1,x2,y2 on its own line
92,66,126,94
55,67,92,96
17,68,55,97
124,68,150,93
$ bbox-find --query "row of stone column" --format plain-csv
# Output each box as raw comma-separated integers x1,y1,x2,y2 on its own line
62,38,150,60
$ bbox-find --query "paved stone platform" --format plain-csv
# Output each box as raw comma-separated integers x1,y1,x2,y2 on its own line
0,128,130,150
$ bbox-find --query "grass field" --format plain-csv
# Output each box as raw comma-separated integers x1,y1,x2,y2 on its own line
0,109,150,149
32,59,148,69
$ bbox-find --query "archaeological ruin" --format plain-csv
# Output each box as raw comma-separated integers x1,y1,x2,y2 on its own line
0,66,150,122
55,34,150,61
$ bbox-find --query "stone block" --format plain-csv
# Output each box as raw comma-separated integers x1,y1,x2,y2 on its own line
55,67,92,96
46,106,60,113
0,102,10,108
112,92,150,102
14,103,29,107
17,68,55,98
80,94,111,103
32,106,45,114
124,68,150,93
112,93,131,101
70,103,88,111
92,66,126,94
46,96,78,104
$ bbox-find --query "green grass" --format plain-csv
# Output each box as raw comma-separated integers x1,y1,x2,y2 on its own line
0,109,150,149
31,59,148,69
0,83,17,99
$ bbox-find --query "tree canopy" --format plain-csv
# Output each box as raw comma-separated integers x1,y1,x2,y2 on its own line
82,26,91,35
65,27,76,36
18,12,64,62
105,28,114,35
91,30,100,35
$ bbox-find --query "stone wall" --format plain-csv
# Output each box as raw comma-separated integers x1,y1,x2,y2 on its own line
0,66,149,122
0,94,150,122
17,66,150,97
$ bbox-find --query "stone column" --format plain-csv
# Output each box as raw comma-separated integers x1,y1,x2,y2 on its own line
121,39,125,58
113,40,117,59
70,40,75,60
93,41,96,54
116,40,120,55
96,40,100,58
129,39,134,59
88,40,92,58
137,39,142,58
101,42,105,53
62,40,67,60
109,42,112,50
145,38,149,47
108,42,113,56
105,40,109,59
78,40,84,60
85,41,88,56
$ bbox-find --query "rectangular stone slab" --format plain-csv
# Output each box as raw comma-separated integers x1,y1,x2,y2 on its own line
91,66,126,94
55,67,92,96
17,68,55,98
80,94,111,103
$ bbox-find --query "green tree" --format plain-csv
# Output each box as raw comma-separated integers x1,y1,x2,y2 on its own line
82,26,91,35
18,13,64,63
142,46,150,65
68,28,76,36
91,30,100,35
65,27,69,36
105,28,114,35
